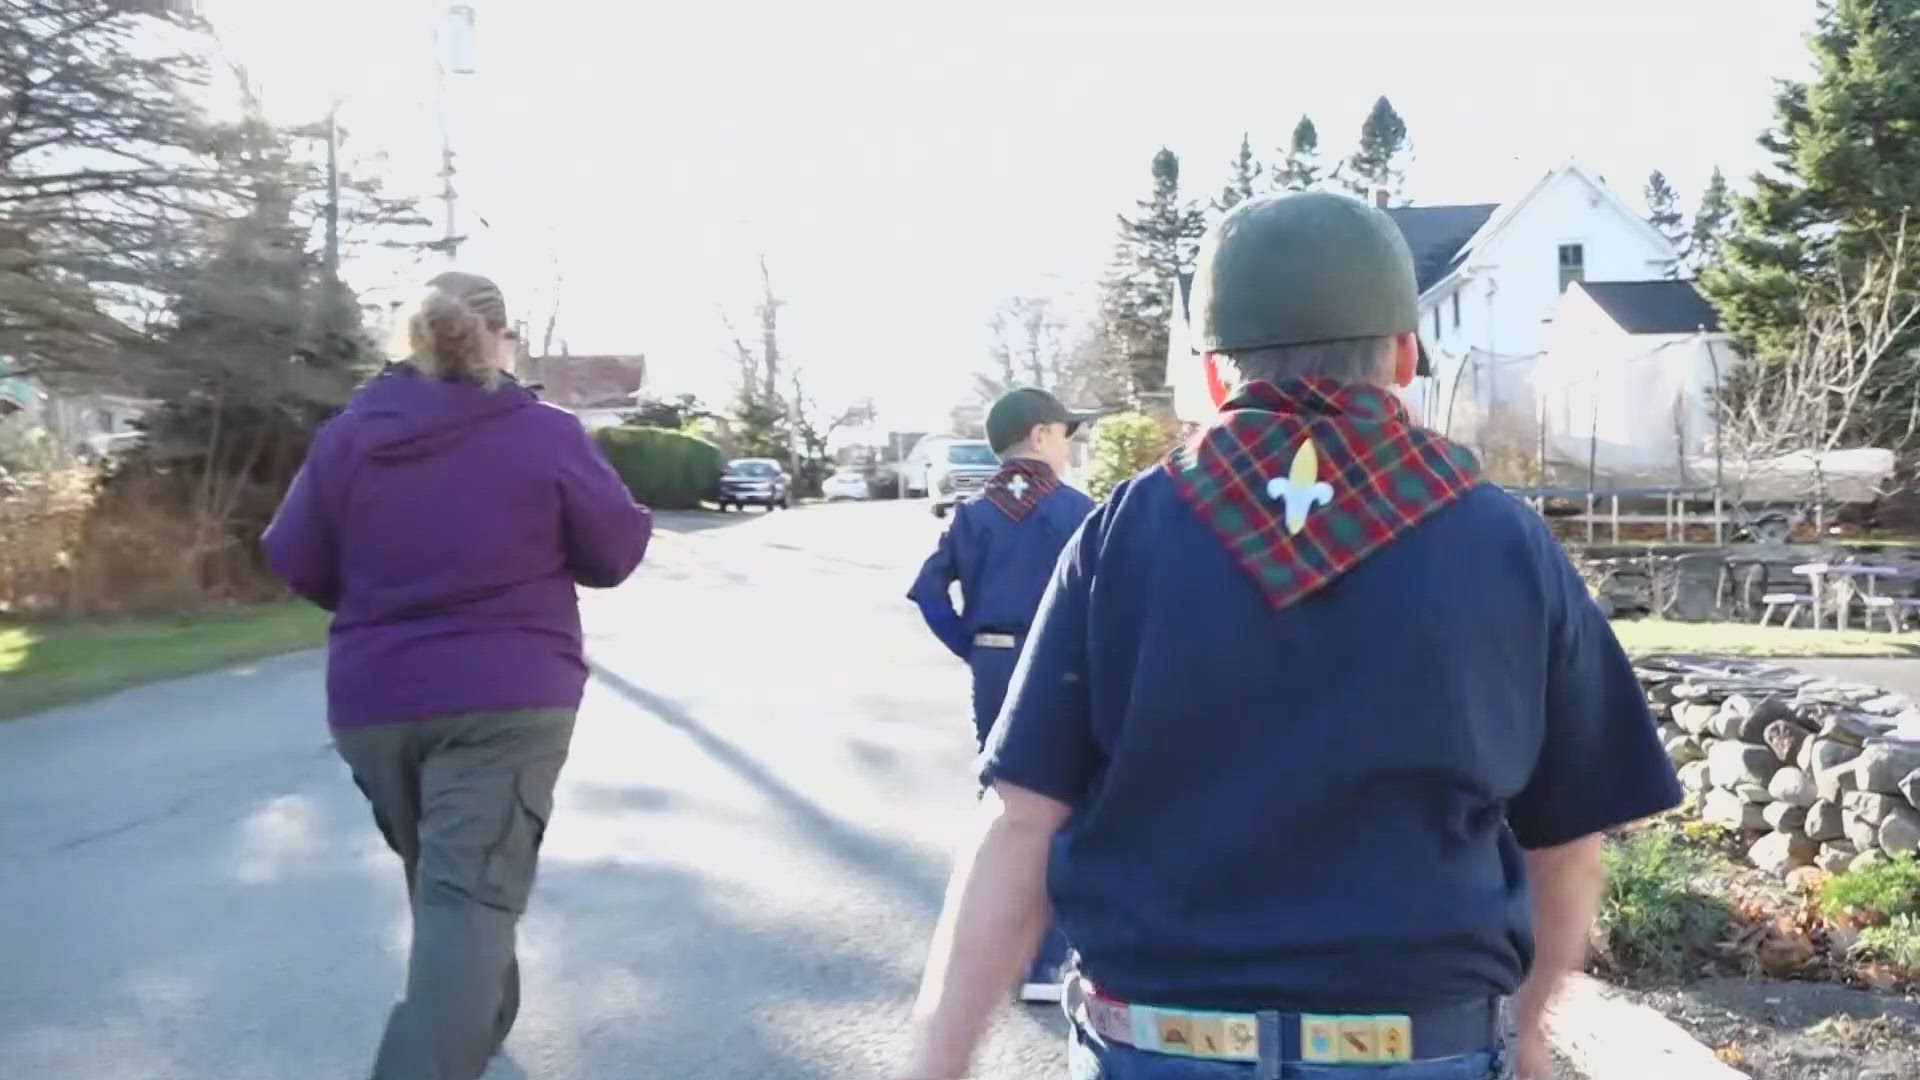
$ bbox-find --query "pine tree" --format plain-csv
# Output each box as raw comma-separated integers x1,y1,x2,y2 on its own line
1344,97,1412,204
1214,132,1263,213
1644,170,1687,265
1687,167,1734,274
1107,148,1207,396
1702,0,1920,367
0,0,217,383
1275,116,1322,192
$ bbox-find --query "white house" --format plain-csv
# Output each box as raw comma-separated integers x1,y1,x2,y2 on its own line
1534,280,1734,485
1389,162,1682,436
1166,163,1684,434
0,368,153,463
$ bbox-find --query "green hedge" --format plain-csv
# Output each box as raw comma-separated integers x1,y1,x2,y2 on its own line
592,425,723,510
1085,412,1177,501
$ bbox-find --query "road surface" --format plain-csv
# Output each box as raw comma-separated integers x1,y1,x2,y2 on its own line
0,500,1068,1079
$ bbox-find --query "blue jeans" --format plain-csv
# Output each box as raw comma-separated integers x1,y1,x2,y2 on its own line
1067,1019,1507,1080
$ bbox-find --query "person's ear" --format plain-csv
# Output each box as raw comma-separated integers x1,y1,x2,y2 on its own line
1391,333,1418,388
1203,352,1228,409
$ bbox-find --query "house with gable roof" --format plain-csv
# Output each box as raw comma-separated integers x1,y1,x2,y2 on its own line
1387,161,1683,436
1167,163,1693,451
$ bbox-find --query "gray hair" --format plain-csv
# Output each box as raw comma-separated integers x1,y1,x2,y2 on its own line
1217,335,1395,386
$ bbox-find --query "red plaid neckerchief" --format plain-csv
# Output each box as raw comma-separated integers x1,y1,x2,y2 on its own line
982,458,1061,521
1165,379,1482,611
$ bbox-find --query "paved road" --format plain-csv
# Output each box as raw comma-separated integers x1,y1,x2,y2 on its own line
0,499,1069,1079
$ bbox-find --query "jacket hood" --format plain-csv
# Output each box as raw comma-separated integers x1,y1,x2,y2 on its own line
347,365,536,461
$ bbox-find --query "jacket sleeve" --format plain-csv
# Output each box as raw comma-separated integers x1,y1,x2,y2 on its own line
560,417,652,588
907,521,970,659
263,431,342,612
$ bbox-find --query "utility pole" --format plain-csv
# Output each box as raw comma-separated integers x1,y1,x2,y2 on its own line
434,4,476,262
322,100,341,289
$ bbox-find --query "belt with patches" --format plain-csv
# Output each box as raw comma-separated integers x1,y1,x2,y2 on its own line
1068,975,1501,1066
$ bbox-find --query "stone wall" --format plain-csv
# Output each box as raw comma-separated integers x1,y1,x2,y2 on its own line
1638,656,1920,875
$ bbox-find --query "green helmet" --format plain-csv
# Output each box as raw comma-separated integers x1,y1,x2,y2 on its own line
1190,191,1429,376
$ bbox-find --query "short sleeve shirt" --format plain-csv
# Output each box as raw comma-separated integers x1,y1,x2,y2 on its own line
980,470,1680,1013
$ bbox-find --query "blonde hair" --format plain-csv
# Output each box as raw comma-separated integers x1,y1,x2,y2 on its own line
404,271,509,387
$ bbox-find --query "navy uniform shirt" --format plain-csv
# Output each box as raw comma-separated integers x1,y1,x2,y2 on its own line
980,469,1680,1013
908,476,1095,659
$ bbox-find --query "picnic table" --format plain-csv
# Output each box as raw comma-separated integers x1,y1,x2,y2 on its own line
1792,562,1905,630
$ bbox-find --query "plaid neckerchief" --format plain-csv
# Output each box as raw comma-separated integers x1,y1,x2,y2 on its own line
1165,378,1482,611
982,457,1062,521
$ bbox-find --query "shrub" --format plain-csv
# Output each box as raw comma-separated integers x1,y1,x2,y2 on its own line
1594,829,1730,980
592,426,723,511
1085,412,1177,501
1823,853,1920,924
1856,914,1920,974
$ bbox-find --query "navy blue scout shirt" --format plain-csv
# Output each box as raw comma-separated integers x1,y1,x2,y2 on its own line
980,470,1680,1014
907,475,1095,659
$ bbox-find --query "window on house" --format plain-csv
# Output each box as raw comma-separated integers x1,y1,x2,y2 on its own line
1451,291,1461,329
1558,243,1586,292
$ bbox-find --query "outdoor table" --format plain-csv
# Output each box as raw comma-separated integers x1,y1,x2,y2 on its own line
1794,563,1901,629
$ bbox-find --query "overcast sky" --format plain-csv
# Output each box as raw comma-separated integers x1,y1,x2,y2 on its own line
200,0,1817,430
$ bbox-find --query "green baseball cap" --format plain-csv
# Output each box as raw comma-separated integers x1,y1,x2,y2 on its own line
986,387,1085,455
1190,191,1430,377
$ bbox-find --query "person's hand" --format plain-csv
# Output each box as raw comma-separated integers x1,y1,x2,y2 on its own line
1514,1021,1551,1079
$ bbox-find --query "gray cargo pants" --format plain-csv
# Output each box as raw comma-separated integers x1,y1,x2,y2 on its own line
334,708,576,1080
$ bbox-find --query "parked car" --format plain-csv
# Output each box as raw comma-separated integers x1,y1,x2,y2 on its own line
718,458,791,511
823,469,871,501
929,439,999,518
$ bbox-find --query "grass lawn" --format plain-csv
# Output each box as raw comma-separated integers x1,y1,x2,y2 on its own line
0,602,327,720
1612,618,1920,658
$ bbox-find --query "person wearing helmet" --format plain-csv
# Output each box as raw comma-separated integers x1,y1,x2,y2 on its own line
900,193,1679,1080
907,385,1095,1004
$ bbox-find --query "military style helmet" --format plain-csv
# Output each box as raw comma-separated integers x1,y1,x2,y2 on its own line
1190,192,1430,377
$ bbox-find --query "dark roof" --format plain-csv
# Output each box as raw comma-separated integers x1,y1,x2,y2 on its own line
1579,280,1722,334
1383,204,1500,293
520,354,647,409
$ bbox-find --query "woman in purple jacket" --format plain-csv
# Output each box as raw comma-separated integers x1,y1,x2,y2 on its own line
265,271,651,1080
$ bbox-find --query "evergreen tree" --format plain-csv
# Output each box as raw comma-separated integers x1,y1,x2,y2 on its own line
1702,0,1920,372
1644,170,1687,264
0,0,218,382
1687,166,1734,274
1107,148,1207,396
1275,116,1323,192
1344,96,1412,204
1214,132,1263,213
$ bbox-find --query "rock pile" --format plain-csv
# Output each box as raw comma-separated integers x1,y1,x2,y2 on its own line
1638,655,1920,876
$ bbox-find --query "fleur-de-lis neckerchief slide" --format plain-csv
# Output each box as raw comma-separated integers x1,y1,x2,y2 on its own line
983,457,1061,522
1165,378,1482,612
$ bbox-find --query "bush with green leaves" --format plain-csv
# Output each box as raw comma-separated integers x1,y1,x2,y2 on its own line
1594,829,1731,981
1856,914,1920,974
1823,853,1920,924
592,426,723,511
1085,412,1176,501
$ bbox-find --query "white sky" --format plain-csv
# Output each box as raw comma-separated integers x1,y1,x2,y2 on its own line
200,0,1816,431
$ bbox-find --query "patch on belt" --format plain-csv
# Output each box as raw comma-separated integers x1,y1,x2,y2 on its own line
1302,1014,1413,1063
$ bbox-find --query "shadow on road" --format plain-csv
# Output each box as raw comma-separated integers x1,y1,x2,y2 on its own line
586,662,950,914
651,509,767,535
533,857,918,1079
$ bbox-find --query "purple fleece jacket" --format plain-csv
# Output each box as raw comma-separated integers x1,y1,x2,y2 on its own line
264,367,651,729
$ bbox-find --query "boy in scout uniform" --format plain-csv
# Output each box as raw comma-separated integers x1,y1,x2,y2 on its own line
908,386,1095,1004
900,193,1680,1079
